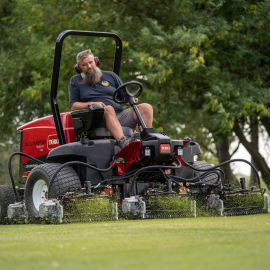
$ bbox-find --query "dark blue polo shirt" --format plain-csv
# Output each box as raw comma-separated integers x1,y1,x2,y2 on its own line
69,71,125,113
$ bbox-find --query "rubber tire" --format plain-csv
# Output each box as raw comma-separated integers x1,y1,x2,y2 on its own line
0,185,16,223
25,163,81,217
193,161,219,184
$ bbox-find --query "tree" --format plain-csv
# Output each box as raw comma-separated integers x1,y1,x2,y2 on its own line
1,0,270,188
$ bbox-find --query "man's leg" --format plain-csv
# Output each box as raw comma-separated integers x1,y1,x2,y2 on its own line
104,104,153,147
133,103,153,131
104,105,124,141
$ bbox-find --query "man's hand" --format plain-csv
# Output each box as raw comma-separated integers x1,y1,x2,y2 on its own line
125,98,138,106
70,101,106,111
91,102,106,108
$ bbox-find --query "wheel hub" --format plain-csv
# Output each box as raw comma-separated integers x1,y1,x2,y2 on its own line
32,180,48,211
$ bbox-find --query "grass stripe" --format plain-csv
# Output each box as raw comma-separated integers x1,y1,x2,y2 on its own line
0,214,270,270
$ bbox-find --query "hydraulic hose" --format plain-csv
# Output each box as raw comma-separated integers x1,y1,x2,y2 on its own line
48,158,117,195
129,159,223,195
129,158,243,195
181,158,261,188
10,153,261,202
129,161,224,195
130,158,182,196
93,168,140,188
158,168,222,190
170,171,222,185
8,152,45,202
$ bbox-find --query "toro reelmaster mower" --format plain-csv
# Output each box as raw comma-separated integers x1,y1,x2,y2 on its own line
1,30,269,224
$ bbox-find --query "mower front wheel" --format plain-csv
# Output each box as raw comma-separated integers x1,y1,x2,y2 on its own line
25,163,81,218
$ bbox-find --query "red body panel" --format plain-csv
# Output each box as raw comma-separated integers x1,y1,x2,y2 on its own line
113,141,142,175
113,140,188,175
18,112,75,163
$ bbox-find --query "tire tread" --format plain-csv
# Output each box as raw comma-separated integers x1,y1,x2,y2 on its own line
193,161,219,184
35,163,81,198
0,185,16,223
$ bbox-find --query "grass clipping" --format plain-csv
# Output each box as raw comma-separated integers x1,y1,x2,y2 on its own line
58,193,268,222
144,195,196,219
63,197,117,222
222,193,268,216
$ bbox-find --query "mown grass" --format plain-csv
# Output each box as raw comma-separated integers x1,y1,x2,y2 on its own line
0,214,270,270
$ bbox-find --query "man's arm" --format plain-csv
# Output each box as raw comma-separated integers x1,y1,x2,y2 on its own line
69,76,107,111
70,101,106,111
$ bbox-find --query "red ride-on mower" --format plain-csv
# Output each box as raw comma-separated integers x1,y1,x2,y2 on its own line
1,30,269,224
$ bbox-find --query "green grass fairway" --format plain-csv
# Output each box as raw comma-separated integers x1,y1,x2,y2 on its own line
1,214,270,270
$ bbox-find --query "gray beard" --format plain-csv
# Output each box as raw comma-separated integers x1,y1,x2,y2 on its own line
81,67,102,85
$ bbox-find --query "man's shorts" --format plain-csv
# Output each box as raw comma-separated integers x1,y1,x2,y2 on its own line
99,107,137,128
116,108,137,128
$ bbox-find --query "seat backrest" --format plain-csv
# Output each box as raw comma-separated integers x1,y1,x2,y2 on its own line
70,103,104,134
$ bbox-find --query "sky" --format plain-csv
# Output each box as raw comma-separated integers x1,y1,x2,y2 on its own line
230,129,270,176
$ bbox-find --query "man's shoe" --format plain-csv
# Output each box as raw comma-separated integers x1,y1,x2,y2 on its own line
118,135,132,149
131,131,140,141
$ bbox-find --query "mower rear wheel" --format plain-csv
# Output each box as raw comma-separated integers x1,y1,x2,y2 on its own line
25,163,81,218
193,161,219,185
0,185,16,223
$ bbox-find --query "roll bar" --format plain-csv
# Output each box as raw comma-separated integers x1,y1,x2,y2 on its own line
50,30,122,145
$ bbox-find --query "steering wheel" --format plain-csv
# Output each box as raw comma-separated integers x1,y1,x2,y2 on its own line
113,81,143,104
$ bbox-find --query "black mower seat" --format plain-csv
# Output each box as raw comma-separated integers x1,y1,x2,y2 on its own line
87,126,133,139
70,104,133,140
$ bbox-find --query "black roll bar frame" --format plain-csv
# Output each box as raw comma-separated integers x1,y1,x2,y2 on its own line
50,30,122,145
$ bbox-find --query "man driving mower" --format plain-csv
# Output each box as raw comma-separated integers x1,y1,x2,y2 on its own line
69,49,153,148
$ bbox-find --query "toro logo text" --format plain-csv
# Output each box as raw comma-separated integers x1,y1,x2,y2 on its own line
160,144,171,153
47,134,59,150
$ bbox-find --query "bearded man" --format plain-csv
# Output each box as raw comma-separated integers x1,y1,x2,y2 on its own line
69,49,153,148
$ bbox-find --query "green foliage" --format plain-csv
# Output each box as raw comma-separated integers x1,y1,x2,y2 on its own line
0,0,270,164
0,145,19,185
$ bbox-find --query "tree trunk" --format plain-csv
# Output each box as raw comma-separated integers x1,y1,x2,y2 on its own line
250,115,259,186
216,134,238,185
233,121,270,189
260,116,270,138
